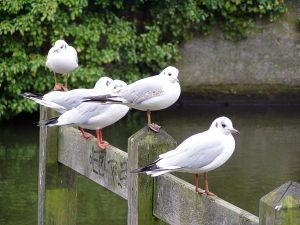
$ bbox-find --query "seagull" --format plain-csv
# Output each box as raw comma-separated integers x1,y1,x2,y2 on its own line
46,39,78,91
84,66,181,132
21,77,113,138
131,116,239,196
38,80,130,149
21,76,113,114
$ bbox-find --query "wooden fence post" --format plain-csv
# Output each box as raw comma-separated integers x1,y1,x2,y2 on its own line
259,181,300,225
38,107,77,225
38,106,59,225
127,127,177,225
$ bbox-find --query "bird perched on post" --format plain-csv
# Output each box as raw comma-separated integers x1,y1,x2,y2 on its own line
46,39,78,91
131,116,239,196
21,76,113,114
84,66,181,132
21,76,113,138
37,80,129,149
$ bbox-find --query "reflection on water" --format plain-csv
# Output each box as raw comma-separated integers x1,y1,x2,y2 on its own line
1,104,300,224
76,176,127,225
0,117,38,225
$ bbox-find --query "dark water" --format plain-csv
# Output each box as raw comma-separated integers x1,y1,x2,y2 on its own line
1,104,300,224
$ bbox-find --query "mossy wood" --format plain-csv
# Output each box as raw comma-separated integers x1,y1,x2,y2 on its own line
38,107,59,225
127,127,177,225
38,107,77,225
58,126,128,199
259,181,300,225
154,174,259,225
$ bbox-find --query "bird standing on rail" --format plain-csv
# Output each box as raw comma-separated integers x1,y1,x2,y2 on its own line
38,80,129,149
84,66,181,132
21,76,113,139
131,116,239,196
46,39,78,91
21,76,113,114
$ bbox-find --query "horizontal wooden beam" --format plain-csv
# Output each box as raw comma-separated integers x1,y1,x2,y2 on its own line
58,127,128,200
57,126,259,225
154,174,259,225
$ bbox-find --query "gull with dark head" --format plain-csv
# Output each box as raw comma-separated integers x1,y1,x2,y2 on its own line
132,116,239,196
84,66,181,132
46,39,78,91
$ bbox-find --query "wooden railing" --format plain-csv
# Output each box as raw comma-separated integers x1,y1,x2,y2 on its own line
38,107,300,225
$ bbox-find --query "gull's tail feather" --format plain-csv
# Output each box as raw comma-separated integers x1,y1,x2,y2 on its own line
83,94,124,103
21,92,66,113
131,159,164,174
131,157,181,177
146,170,171,177
37,117,59,126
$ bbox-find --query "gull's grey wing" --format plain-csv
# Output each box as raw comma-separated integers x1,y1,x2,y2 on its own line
44,89,98,110
119,75,164,105
157,132,224,169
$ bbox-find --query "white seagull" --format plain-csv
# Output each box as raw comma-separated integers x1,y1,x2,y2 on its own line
38,80,130,149
46,39,78,91
21,76,113,114
21,77,113,138
132,116,239,195
84,66,181,132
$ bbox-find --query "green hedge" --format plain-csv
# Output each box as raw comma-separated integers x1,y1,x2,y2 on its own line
0,0,287,120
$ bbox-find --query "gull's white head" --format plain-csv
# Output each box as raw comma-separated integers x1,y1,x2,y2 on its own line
210,116,239,135
54,40,68,52
160,66,179,82
94,76,113,89
110,80,127,91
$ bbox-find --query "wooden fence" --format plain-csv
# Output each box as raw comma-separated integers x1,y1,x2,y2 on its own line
38,107,300,225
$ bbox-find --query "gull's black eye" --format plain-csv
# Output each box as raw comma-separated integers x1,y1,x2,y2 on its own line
221,123,226,128
168,73,172,76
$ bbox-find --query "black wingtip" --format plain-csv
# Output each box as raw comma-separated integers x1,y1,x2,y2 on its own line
36,117,59,126
82,94,124,103
20,92,42,99
130,168,142,173
82,94,110,103
130,159,161,173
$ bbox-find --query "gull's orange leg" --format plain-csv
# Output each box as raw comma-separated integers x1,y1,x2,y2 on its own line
63,73,69,90
195,174,199,193
96,129,109,150
147,110,161,133
80,127,93,139
53,72,67,91
203,173,215,196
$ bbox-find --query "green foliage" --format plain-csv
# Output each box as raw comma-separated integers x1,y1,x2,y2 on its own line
0,0,287,120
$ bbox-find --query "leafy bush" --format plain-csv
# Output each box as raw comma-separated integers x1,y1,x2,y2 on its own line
0,0,287,120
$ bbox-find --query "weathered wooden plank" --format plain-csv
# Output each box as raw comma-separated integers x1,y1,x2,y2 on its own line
154,174,259,225
39,107,78,225
259,181,300,225
38,107,47,225
127,127,177,225
38,107,60,225
58,126,128,199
